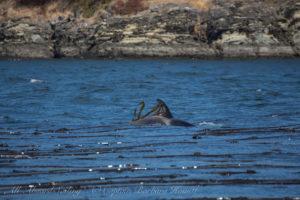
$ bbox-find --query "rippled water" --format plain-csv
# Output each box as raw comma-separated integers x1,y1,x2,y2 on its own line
0,59,299,199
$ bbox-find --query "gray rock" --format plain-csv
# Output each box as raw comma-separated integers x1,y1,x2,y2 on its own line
55,16,64,24
150,5,160,12
73,9,81,18
31,34,44,44
258,46,296,57
1,44,54,58
293,32,300,45
221,45,257,58
58,46,80,57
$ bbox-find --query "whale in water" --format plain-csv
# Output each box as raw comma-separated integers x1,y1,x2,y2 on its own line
130,99,194,127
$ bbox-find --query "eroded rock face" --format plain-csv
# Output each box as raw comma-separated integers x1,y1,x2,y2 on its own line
0,0,299,59
0,22,54,58
205,0,299,57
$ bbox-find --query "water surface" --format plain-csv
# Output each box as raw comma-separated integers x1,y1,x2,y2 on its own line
0,59,299,199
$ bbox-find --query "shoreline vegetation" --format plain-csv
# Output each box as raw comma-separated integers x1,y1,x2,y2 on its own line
0,0,299,59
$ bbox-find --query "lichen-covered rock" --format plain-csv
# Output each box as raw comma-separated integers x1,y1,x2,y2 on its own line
0,21,54,58
294,32,300,45
1,43,54,58
31,34,45,44
258,46,295,57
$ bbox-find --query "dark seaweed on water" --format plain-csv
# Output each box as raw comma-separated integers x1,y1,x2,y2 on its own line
0,123,300,199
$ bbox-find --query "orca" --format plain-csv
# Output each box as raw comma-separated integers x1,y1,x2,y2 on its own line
130,99,193,127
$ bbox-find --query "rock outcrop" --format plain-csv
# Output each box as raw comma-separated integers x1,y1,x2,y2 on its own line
0,21,54,58
0,0,299,59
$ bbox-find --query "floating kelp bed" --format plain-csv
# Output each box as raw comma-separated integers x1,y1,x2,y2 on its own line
0,124,299,199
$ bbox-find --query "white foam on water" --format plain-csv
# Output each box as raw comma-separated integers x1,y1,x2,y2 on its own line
30,79,44,83
198,121,221,127
134,167,147,170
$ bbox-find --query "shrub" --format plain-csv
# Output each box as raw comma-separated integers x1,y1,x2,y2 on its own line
16,0,51,6
112,0,148,15
72,0,98,17
71,0,112,18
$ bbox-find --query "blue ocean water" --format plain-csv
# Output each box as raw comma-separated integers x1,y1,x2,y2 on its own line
0,59,299,199
1,59,299,128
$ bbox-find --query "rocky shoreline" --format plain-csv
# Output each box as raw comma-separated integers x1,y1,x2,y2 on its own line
0,0,299,59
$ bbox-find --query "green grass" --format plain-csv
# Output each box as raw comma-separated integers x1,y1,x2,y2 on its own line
71,0,112,18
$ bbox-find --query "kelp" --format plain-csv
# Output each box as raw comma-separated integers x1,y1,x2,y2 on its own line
132,101,159,121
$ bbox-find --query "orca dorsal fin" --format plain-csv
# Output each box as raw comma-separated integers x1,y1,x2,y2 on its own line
155,99,173,118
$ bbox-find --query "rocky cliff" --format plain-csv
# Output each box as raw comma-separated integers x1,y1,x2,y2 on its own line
0,0,299,59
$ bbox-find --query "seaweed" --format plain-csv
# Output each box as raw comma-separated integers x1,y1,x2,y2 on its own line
132,101,159,121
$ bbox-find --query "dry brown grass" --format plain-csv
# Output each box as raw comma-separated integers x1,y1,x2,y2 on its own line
0,0,73,22
147,0,213,10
